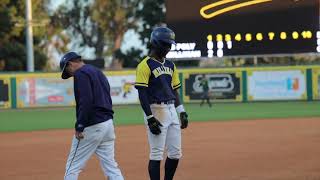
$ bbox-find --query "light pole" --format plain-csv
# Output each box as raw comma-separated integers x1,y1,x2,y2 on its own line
26,0,34,72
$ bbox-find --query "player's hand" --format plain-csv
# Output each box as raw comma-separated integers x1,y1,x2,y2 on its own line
75,131,84,140
180,112,188,129
147,116,163,135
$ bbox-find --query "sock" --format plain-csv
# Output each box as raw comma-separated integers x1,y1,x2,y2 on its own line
164,157,179,180
148,160,161,180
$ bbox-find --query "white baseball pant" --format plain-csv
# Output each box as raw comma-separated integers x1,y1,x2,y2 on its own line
144,103,182,161
64,120,124,180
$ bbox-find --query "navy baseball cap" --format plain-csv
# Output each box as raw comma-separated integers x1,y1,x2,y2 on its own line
60,52,81,79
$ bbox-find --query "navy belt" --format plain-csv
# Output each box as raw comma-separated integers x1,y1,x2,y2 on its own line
153,100,175,105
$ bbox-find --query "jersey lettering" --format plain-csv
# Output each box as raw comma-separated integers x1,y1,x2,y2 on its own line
135,56,181,102
152,66,173,78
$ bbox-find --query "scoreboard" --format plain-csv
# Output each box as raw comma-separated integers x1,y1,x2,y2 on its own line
166,0,320,58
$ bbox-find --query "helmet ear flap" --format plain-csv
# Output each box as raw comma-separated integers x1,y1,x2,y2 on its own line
150,38,157,48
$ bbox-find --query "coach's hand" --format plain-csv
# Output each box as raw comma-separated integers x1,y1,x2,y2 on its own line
75,131,84,140
147,116,162,135
180,112,188,129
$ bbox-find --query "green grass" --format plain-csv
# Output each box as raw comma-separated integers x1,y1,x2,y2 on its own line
0,101,319,132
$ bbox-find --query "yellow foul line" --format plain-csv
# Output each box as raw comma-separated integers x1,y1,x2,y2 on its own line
200,0,273,19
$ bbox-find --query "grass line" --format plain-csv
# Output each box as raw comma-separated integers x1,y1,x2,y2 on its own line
0,101,319,132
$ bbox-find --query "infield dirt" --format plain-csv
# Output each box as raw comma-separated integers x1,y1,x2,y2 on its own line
1,117,320,180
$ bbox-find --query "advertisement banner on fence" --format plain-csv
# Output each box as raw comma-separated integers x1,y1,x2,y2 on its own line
184,72,242,102
16,74,139,108
0,78,11,109
108,75,138,104
248,70,306,100
17,77,74,107
312,68,320,100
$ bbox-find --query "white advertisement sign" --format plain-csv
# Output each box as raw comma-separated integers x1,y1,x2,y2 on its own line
16,75,139,107
248,70,306,100
17,77,75,107
108,75,139,104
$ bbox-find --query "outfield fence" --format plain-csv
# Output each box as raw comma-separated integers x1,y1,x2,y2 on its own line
0,65,319,109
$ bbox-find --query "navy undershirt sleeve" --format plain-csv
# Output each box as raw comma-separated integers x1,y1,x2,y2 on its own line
137,88,152,117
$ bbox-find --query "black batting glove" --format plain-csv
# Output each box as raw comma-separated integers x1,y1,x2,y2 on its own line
147,116,163,135
180,112,188,129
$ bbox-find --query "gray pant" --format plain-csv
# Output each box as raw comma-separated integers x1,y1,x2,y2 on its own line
145,104,182,160
64,120,124,180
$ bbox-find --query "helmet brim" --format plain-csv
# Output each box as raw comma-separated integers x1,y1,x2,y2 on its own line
167,39,176,45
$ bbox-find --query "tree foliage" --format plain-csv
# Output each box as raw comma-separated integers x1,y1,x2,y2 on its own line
50,0,168,68
136,0,165,46
0,0,49,71
114,47,143,68
53,0,139,63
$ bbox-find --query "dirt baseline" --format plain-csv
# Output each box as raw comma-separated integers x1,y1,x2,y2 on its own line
1,117,320,180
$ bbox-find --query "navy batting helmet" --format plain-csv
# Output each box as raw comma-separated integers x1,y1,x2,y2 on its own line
60,52,81,79
150,27,176,49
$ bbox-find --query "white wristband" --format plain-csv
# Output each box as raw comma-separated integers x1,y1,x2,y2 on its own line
176,105,185,114
146,115,154,119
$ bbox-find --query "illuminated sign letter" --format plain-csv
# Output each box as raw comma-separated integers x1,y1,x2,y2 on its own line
268,32,275,40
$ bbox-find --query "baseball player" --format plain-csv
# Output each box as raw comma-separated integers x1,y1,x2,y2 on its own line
200,74,212,107
135,27,189,180
60,52,124,180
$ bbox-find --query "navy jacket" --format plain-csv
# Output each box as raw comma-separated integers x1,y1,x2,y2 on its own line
73,64,113,132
